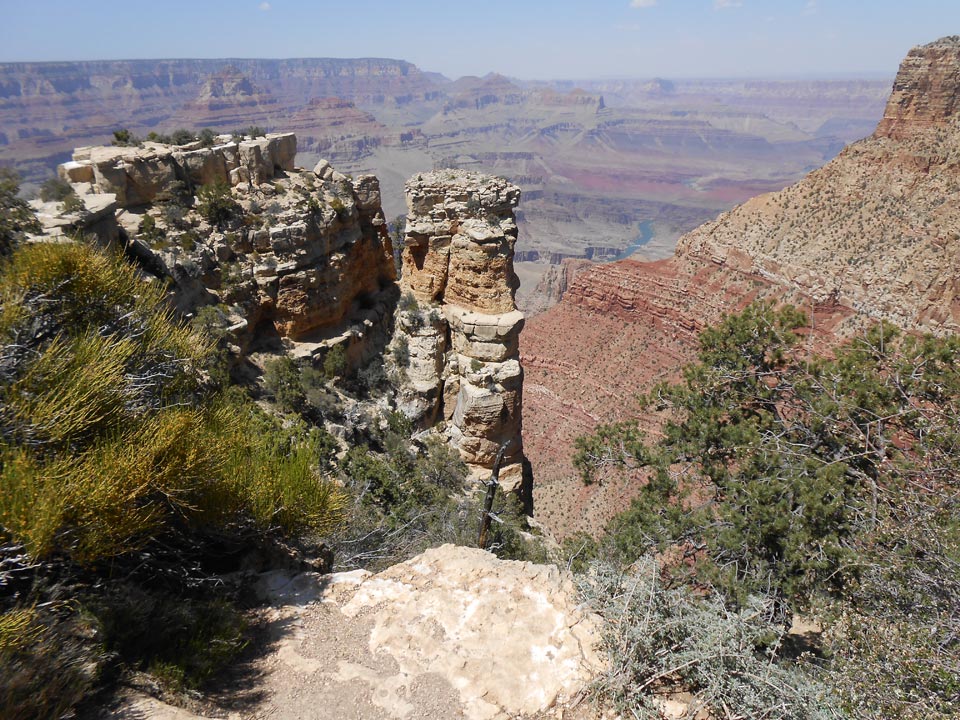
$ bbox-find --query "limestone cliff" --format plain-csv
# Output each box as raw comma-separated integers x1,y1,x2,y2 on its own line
61,132,298,205
876,36,960,140
392,170,528,486
55,134,396,364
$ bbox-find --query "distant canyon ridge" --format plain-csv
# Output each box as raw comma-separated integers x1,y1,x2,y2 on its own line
0,57,891,310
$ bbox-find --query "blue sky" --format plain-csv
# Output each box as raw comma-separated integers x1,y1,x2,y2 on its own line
1,1,957,79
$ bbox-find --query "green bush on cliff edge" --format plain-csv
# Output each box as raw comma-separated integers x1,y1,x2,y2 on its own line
575,302,960,719
0,241,347,717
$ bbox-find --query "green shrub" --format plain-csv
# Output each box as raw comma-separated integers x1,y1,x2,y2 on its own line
38,176,73,202
138,214,166,246
262,355,344,421
576,302,960,716
580,558,842,719
196,181,239,228
0,608,99,720
219,406,343,534
0,168,40,256
162,202,188,229
398,291,419,314
263,356,305,411
61,193,84,215
357,360,388,395
0,243,345,563
111,128,140,147
170,128,195,146
197,128,217,148
178,229,199,251
392,336,410,368
323,344,348,380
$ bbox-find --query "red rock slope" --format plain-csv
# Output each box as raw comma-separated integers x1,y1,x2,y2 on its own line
522,37,960,540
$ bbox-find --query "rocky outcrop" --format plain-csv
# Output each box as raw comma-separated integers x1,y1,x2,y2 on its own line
28,192,121,248
393,170,528,484
58,136,396,364
231,168,397,343
876,36,960,139
62,132,298,207
522,257,594,315
106,545,605,720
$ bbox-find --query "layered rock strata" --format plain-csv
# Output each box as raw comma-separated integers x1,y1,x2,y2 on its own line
523,37,960,539
179,67,280,129
60,132,297,207
57,136,396,363
680,36,960,334
392,170,528,484
876,36,960,140
521,257,853,540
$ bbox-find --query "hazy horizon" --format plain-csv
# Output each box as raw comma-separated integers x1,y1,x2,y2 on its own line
0,54,897,85
1,1,955,81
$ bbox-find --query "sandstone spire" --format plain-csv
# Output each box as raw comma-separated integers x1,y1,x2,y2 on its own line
392,170,529,490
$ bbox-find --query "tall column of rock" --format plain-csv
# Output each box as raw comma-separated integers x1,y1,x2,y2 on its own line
394,170,528,487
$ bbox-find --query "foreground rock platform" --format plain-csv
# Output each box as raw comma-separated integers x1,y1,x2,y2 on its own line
104,546,604,720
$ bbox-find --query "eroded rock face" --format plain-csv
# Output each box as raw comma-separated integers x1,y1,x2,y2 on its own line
393,170,528,484
876,36,960,140
58,136,396,364
62,132,297,207
678,36,960,335
401,170,520,313
193,164,396,351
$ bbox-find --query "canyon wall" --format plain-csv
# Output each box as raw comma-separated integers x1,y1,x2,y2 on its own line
0,58,891,319
679,35,960,335
522,36,960,540
52,134,396,363
392,170,528,486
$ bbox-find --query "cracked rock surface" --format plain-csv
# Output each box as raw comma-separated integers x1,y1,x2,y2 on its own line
108,545,604,720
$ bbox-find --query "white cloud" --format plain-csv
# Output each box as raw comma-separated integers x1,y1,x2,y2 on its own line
803,0,817,14
713,0,742,8
630,0,657,7
258,2,272,10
